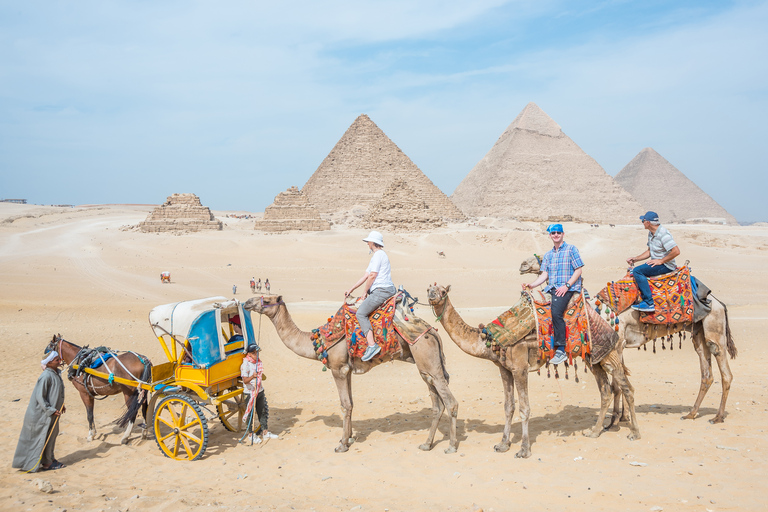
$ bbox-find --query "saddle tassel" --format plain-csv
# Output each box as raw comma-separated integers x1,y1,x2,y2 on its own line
653,338,656,353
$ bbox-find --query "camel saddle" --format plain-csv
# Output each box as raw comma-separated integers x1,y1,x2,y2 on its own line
597,266,694,325
314,292,427,361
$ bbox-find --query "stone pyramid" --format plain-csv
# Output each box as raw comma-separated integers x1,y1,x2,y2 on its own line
302,114,465,221
139,193,222,232
615,148,737,225
254,186,330,232
365,178,445,231
451,103,642,223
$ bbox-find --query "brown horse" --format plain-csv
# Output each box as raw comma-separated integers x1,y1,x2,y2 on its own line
47,334,152,444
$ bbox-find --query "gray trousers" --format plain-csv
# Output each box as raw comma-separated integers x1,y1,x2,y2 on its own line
356,286,396,336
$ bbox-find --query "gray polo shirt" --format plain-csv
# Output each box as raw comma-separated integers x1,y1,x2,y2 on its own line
647,225,677,270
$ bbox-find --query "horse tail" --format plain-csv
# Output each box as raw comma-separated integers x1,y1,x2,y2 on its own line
116,358,153,429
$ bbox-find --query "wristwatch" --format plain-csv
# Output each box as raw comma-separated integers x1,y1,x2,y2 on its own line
565,282,571,289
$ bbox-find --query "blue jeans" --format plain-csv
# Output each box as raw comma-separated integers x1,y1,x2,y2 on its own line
632,263,674,302
356,286,396,336
550,290,575,350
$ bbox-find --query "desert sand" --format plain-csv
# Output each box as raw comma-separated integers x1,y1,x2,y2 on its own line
1,203,767,511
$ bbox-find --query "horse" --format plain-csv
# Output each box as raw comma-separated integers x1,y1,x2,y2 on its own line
47,334,152,444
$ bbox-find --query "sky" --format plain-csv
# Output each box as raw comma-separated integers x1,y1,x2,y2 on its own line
1,0,766,222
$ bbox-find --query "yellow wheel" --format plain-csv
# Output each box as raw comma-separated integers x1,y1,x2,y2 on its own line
154,394,208,461
217,391,246,432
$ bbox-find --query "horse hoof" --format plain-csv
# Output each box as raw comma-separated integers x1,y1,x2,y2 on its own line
514,448,531,459
494,443,510,453
418,443,433,451
444,446,457,454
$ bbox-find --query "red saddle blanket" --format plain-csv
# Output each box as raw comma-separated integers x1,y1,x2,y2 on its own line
316,294,400,360
596,266,694,325
533,293,591,363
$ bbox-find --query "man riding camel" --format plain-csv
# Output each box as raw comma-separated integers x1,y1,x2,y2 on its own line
627,211,681,312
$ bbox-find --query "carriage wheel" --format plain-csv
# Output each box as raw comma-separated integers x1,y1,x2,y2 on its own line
154,394,208,461
217,391,247,432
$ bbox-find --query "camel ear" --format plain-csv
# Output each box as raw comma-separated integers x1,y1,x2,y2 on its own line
276,295,282,303
445,285,451,293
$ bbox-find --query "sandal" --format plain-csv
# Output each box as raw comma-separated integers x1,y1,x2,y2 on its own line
42,461,66,471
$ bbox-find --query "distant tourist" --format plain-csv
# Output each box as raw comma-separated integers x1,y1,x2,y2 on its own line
344,231,396,362
522,224,583,365
13,350,67,472
264,278,270,292
626,211,680,312
232,284,237,295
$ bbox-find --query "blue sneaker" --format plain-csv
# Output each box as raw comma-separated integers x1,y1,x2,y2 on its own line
361,344,381,362
631,300,655,312
550,349,567,365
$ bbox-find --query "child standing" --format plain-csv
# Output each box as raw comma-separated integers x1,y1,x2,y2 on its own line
240,342,278,443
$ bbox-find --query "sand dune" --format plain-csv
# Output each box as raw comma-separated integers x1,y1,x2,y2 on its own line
1,203,766,511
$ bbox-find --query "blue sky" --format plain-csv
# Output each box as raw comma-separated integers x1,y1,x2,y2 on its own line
1,0,765,222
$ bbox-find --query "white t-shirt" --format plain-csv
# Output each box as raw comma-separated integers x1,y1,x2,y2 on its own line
240,358,263,395
366,250,394,292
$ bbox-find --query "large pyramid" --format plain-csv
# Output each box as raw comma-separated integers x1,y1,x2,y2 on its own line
302,114,466,221
451,103,642,223
615,148,738,225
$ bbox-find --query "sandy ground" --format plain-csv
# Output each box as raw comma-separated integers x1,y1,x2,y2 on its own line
1,203,767,512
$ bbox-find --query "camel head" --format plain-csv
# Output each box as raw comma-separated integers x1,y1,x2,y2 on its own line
427,283,451,306
519,255,541,275
243,295,283,318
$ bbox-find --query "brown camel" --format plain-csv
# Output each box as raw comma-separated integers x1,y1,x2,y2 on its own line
518,255,737,423
243,295,459,453
427,284,639,459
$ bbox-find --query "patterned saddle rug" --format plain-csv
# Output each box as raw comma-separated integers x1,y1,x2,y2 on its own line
311,294,401,365
481,292,616,365
596,266,694,325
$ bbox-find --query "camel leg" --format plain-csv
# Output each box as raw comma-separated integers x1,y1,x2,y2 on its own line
708,336,734,424
331,367,353,453
494,366,515,453
607,377,624,430
584,363,612,438
418,375,444,452
512,367,531,458
609,363,640,440
682,330,714,421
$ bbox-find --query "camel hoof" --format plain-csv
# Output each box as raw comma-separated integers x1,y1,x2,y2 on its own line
444,446,457,454
418,443,433,452
514,448,531,459
627,431,641,441
709,416,725,424
334,444,349,453
121,437,130,445
583,428,603,439
494,443,510,453
681,413,697,420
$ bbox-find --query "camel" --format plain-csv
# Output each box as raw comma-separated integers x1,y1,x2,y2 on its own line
518,255,737,423
243,295,459,453
427,284,639,459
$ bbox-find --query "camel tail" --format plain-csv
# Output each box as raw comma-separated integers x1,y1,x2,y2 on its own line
715,296,737,359
116,360,152,428
433,328,450,383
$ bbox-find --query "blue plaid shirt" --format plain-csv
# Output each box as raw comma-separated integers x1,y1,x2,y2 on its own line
540,241,584,292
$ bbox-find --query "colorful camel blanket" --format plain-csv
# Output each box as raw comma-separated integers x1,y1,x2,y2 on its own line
313,294,400,362
533,293,591,363
482,295,536,347
596,266,694,325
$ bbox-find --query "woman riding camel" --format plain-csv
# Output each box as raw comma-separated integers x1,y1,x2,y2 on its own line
344,230,396,362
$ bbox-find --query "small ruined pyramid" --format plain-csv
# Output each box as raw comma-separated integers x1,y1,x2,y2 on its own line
302,114,466,221
139,193,222,232
365,178,445,231
451,103,642,223
254,186,330,232
615,148,737,225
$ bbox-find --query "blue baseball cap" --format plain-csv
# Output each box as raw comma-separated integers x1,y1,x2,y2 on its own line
639,211,659,222
546,223,564,233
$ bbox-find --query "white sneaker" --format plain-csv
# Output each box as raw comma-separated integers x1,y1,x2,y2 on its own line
250,434,262,444
263,431,279,439
550,349,567,365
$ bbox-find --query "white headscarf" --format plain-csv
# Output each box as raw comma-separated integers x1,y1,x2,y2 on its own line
41,350,59,370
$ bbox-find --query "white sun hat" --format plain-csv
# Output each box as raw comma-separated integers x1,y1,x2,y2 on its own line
362,230,384,247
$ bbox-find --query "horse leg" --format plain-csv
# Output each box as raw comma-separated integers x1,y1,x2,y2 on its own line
494,366,515,453
78,388,97,441
682,329,714,421
140,398,149,440
120,387,136,445
331,367,353,453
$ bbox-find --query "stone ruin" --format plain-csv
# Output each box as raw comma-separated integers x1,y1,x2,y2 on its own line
139,193,222,232
364,179,445,231
254,186,330,232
